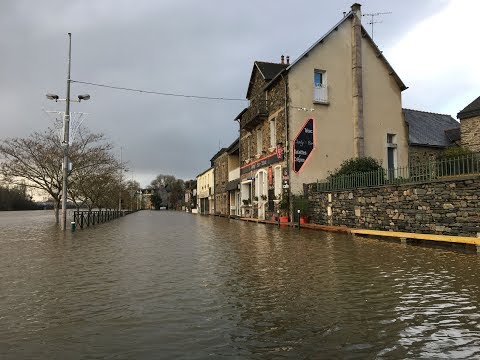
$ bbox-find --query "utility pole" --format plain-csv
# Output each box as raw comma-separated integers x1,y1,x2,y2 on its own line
46,33,90,230
119,147,123,210
61,33,72,231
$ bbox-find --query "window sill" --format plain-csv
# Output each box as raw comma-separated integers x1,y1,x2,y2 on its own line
313,100,330,106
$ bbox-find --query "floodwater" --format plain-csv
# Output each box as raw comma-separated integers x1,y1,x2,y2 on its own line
1,210,480,359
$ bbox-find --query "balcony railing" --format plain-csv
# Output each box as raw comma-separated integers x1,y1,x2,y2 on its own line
313,83,328,103
241,99,268,130
228,167,240,182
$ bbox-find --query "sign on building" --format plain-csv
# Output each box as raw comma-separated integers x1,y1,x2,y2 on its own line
293,118,315,173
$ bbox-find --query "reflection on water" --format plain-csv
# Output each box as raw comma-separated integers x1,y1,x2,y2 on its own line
1,210,480,359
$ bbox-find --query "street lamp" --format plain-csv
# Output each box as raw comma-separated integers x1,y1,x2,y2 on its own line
46,33,90,230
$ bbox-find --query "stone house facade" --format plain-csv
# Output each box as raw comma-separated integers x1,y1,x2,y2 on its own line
458,96,480,151
212,148,228,216
237,3,410,221
403,108,460,165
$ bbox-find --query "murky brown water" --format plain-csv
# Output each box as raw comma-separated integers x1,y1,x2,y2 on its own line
1,210,480,359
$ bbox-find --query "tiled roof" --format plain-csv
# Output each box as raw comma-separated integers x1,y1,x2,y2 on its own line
403,108,459,148
210,148,227,164
246,62,287,99
457,96,480,120
256,62,288,81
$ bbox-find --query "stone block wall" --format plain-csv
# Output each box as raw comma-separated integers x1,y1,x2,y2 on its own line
214,152,229,215
305,176,480,237
409,146,442,165
461,115,480,152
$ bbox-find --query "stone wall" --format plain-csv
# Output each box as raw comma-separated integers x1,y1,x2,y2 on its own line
214,152,229,215
461,115,480,152
409,146,442,165
305,176,480,237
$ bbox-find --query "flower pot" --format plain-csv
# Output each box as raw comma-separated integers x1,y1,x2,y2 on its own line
300,216,308,224
279,215,289,223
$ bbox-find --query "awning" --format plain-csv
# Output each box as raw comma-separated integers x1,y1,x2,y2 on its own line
226,179,240,191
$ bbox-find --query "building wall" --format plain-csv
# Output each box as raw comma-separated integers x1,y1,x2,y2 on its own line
214,151,229,215
305,176,480,237
196,168,214,214
239,70,288,219
362,38,409,170
409,146,442,165
461,115,480,151
287,17,408,194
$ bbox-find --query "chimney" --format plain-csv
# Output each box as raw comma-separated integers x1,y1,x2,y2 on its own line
286,56,290,65
351,2,364,158
351,3,362,18
281,55,284,64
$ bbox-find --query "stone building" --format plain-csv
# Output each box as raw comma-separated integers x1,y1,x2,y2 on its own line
196,167,214,215
212,147,228,216
237,3,410,220
403,108,460,164
458,96,480,151
224,138,241,217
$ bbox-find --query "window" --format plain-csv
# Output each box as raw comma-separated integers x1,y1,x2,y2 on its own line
256,128,263,155
255,170,267,198
270,117,277,148
386,133,397,178
313,69,328,103
274,166,282,198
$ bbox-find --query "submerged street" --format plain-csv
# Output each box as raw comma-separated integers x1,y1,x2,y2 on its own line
1,210,480,359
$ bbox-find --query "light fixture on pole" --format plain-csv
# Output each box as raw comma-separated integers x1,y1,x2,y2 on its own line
46,33,90,230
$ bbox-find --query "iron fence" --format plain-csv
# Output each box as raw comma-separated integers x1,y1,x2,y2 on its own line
315,153,480,192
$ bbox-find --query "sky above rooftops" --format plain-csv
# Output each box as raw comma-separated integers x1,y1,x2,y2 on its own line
0,0,476,186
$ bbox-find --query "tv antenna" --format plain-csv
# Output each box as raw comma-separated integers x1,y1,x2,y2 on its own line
362,12,392,41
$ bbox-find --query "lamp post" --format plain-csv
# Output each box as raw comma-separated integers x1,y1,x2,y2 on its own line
46,33,90,230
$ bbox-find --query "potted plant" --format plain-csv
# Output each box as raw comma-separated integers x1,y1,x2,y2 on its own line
278,196,289,223
292,194,309,224
253,195,259,203
260,194,268,201
273,194,281,204
242,199,251,206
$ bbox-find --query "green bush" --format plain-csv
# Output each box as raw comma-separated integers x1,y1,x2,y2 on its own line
440,146,473,159
330,157,383,177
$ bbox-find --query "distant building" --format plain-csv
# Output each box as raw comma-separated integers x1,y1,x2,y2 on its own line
196,167,214,215
458,96,480,151
212,138,241,217
403,108,460,164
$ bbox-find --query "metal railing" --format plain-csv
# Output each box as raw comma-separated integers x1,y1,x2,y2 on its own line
241,99,268,130
315,153,480,192
313,83,328,103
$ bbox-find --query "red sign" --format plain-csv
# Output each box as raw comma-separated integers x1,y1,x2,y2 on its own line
268,167,273,186
276,145,283,159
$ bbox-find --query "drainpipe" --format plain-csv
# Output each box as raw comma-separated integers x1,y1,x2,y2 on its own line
351,3,365,158
281,72,292,217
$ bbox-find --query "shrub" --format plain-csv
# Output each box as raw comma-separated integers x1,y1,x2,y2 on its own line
329,157,383,177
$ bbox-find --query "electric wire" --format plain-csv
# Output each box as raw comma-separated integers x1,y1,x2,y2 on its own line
71,80,247,102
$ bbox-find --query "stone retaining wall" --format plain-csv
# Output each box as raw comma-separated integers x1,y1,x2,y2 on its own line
304,176,480,237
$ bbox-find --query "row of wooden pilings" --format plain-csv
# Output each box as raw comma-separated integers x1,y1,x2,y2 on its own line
72,209,137,230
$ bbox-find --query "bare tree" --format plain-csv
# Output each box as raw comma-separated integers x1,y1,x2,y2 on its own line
0,126,119,223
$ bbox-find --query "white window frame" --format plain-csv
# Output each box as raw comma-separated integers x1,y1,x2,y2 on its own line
256,128,263,155
270,117,277,148
255,170,267,199
313,69,328,103
274,165,282,198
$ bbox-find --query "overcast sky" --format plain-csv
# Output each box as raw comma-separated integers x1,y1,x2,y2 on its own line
0,0,477,187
